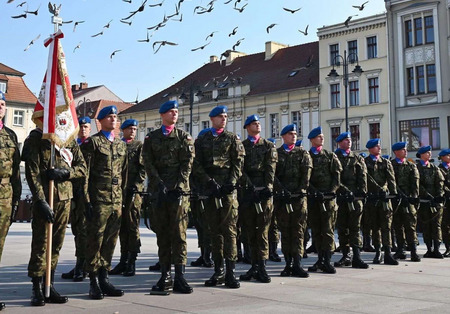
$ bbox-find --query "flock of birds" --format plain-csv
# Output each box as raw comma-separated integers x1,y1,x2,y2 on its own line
7,0,371,60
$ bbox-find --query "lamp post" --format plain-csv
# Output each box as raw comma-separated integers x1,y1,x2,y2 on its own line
180,83,203,135
76,97,94,118
328,50,364,132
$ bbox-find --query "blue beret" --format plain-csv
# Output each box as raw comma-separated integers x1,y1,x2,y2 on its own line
209,105,228,117
392,142,406,151
439,148,450,157
198,128,211,137
295,139,303,147
159,100,179,114
307,126,322,139
244,114,259,128
366,138,380,149
335,132,351,143
0,91,5,101
79,116,91,125
97,105,118,120
417,145,432,155
281,124,297,136
359,152,367,158
121,119,138,130
267,138,276,144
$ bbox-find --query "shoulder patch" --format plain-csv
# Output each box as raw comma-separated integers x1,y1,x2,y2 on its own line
272,151,278,158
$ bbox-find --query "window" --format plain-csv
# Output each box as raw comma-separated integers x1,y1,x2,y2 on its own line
414,18,423,45
416,66,425,94
367,36,377,59
368,78,379,104
0,81,6,93
291,111,302,137
350,125,360,150
13,110,24,126
218,88,228,98
270,113,279,138
202,91,212,101
400,118,440,150
405,20,413,47
426,64,436,93
406,64,437,95
202,121,210,130
330,83,340,108
369,123,381,139
330,44,339,66
424,16,434,44
348,40,358,63
349,81,359,106
331,127,340,151
407,67,414,95
405,15,434,47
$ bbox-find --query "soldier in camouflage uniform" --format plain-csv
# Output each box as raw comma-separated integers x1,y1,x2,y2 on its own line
193,105,245,289
238,115,277,283
83,106,128,299
416,145,445,258
24,127,87,306
274,124,311,278
390,142,421,262
0,91,22,311
333,132,368,269
306,126,342,274
110,119,146,277
142,100,195,294
438,149,450,257
61,116,91,281
364,139,398,265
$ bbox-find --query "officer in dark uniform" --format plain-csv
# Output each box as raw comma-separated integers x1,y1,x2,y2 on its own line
306,126,342,274
239,115,277,283
83,105,128,299
193,105,245,289
333,132,368,269
143,100,195,294
364,138,398,265
416,145,445,258
438,149,450,256
390,142,421,262
110,119,146,277
274,124,312,277
0,91,22,311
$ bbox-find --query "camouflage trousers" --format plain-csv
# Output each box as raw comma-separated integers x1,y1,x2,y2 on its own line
191,199,211,249
275,197,307,258
0,198,12,262
119,193,142,255
28,200,70,277
418,204,443,245
442,203,450,246
336,200,364,248
366,201,393,248
240,198,273,261
71,198,87,259
84,202,122,273
205,192,239,263
268,211,280,243
361,206,372,238
308,199,337,252
392,202,418,247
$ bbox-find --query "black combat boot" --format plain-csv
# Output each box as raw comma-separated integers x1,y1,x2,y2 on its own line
373,246,382,264
384,247,399,265
98,267,124,296
203,246,214,267
243,243,251,264
89,272,104,300
443,244,450,258
109,254,127,275
393,244,407,260
432,240,444,259
410,243,421,262
123,252,137,277
308,251,323,272
152,264,173,293
255,260,271,283
423,242,433,258
334,246,351,267
291,254,309,278
240,262,257,281
224,260,240,289
205,259,225,286
173,265,193,294
61,267,74,280
73,258,85,282
149,261,161,271
0,302,4,310
237,240,243,262
280,255,292,277
191,247,205,267
322,251,336,274
351,246,368,269
43,271,69,304
30,277,45,306
269,242,282,262
363,235,376,252
305,242,317,254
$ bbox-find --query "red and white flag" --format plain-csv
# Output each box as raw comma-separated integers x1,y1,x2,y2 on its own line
32,30,78,147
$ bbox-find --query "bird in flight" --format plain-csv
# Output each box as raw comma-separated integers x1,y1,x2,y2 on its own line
91,31,104,37
205,31,217,41
110,50,122,60
266,23,277,33
149,0,164,7
232,38,244,51
16,1,26,7
228,26,238,37
344,15,358,27
191,42,211,51
123,0,132,3
153,41,178,54
103,20,113,28
73,20,85,32
122,0,148,20
224,0,233,4
234,3,247,13
24,34,40,51
172,14,182,22
12,13,27,18
298,25,309,36
137,31,151,42
283,7,301,14
167,3,180,18
352,1,369,11
25,4,40,15
73,42,81,53
120,19,132,26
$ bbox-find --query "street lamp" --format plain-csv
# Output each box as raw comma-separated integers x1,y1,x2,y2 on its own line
180,84,203,135
76,97,94,118
328,50,364,132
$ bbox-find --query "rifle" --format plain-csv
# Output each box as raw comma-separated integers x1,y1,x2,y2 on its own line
189,192,210,213
308,183,336,212
133,191,152,230
418,195,445,213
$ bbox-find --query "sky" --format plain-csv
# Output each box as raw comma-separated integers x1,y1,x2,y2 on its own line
1,0,386,103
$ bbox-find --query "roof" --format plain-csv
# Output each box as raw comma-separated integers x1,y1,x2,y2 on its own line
0,63,25,76
121,41,319,115
0,72,37,105
72,85,103,98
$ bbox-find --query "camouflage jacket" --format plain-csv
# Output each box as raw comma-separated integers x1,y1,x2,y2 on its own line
0,126,21,204
364,156,397,195
390,159,419,198
416,161,444,198
335,150,367,194
83,132,128,204
142,127,194,192
275,146,312,194
125,140,146,191
438,163,450,194
309,148,342,193
23,129,87,202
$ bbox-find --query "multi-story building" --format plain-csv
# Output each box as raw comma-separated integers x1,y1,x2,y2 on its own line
120,41,320,148
386,0,450,156
317,14,390,153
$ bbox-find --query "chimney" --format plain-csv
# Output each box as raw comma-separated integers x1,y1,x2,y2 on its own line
226,51,246,66
80,82,88,89
265,41,287,60
71,84,79,92
210,55,218,63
